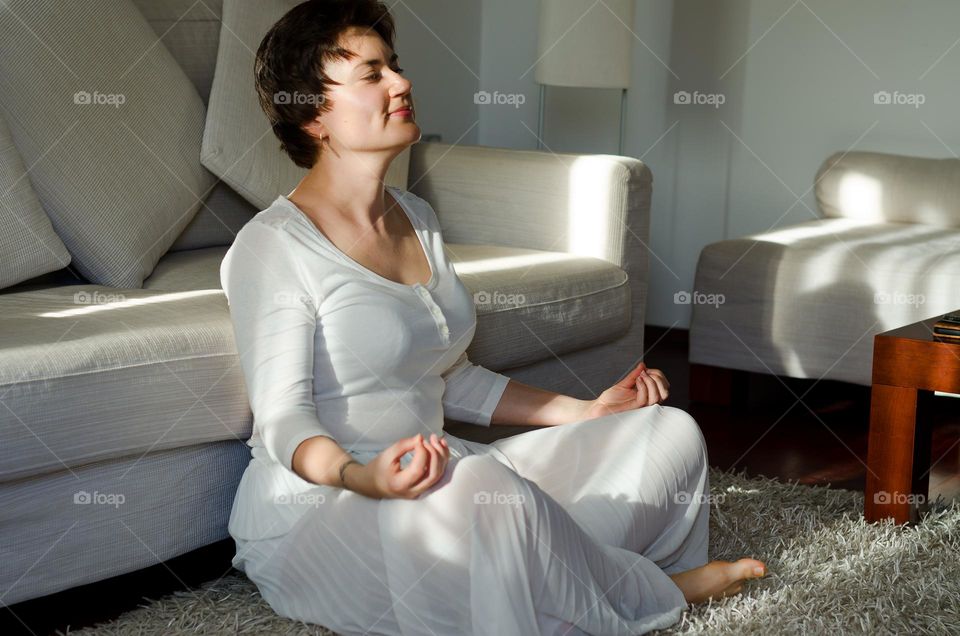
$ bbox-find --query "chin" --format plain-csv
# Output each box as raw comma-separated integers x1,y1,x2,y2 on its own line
376,125,421,152
397,124,422,144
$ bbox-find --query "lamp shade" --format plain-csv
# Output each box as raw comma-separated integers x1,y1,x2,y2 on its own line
534,0,634,89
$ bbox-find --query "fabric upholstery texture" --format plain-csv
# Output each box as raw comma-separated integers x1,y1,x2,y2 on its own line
816,150,960,228
131,0,223,104
0,286,248,483
133,0,257,251
0,110,71,289
0,441,248,606
0,0,215,287
690,217,960,386
168,181,258,252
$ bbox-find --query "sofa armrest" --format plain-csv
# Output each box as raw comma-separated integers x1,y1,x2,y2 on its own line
815,150,960,228
407,142,651,320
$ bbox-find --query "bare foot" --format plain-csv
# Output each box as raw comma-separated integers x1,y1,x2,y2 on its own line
668,558,767,605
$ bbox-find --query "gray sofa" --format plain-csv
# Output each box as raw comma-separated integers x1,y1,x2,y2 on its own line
689,150,960,400
0,0,651,605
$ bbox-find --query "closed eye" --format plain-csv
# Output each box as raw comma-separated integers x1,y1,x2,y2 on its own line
366,67,404,81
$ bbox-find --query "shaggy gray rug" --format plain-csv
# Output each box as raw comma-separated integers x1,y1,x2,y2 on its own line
61,468,960,635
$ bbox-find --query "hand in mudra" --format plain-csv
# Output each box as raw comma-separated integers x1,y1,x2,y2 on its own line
367,433,450,499
580,362,670,421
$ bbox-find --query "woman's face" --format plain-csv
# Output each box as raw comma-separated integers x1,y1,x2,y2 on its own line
314,27,420,155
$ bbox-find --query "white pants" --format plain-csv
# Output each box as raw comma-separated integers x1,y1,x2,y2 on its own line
232,405,709,635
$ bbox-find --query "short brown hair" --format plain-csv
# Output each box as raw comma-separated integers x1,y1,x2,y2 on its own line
254,0,397,168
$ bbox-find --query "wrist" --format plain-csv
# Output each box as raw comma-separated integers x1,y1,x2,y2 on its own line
342,460,380,499
575,398,615,424
535,395,592,426
566,397,594,425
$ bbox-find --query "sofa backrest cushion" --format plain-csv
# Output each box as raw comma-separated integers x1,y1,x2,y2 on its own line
128,0,258,252
131,0,223,105
0,0,215,288
201,0,410,211
815,150,960,228
0,110,72,290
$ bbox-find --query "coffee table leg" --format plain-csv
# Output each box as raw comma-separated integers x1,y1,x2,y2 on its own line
911,390,934,511
865,384,920,524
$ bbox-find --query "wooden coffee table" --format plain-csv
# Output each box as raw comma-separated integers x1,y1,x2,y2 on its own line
865,311,960,524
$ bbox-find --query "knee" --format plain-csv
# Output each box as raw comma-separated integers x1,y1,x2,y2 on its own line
454,454,522,493
655,405,708,466
449,454,532,516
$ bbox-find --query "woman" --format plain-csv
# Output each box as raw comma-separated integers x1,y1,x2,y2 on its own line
220,1,766,634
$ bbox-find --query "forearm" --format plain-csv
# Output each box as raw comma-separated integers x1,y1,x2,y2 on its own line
489,379,590,427
291,435,380,498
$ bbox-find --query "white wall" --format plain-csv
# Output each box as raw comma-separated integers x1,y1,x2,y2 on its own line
394,0,483,146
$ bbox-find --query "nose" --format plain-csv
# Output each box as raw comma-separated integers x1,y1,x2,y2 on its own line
387,68,412,95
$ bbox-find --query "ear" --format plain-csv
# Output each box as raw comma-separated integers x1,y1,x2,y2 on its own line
302,116,326,143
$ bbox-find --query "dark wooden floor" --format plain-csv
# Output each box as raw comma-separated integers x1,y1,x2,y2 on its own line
4,326,959,635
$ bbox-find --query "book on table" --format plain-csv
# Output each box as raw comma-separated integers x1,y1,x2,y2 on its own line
940,312,960,325
933,318,960,343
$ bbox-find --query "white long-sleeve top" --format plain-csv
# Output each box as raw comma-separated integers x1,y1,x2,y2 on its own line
220,186,511,511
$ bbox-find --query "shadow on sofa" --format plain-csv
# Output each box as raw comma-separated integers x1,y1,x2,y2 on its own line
689,150,960,404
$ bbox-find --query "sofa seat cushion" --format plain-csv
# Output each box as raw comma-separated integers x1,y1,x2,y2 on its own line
446,243,631,370
145,240,632,370
690,218,960,386
0,287,249,483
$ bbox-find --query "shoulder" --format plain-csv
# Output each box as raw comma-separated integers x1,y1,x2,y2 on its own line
243,197,300,236
228,197,303,255
221,198,303,287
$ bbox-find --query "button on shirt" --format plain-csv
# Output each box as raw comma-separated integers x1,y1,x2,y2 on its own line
220,186,511,476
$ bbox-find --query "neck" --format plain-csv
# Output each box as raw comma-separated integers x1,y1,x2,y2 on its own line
289,147,398,229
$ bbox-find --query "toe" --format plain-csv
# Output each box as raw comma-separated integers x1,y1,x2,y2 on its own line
733,558,766,580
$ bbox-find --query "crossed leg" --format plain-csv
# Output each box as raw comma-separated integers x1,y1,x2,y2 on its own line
490,404,711,572
239,431,698,635
233,406,711,636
